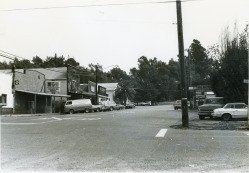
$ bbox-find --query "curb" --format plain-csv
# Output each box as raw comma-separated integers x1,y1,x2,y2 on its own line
1,113,61,117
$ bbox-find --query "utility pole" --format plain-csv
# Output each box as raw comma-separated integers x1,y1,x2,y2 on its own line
95,65,98,105
176,0,189,127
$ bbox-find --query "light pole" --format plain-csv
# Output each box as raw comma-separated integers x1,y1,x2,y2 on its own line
176,0,189,127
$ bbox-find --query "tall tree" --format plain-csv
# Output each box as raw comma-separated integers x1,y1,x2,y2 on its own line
32,56,44,68
44,54,65,67
187,39,212,85
211,25,248,103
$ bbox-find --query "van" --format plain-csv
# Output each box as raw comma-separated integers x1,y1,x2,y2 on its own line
64,99,92,114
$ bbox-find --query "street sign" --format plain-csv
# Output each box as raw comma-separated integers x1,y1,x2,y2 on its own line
243,79,248,83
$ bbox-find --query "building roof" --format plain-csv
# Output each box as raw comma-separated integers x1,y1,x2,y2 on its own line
31,67,67,79
98,83,118,91
0,67,67,80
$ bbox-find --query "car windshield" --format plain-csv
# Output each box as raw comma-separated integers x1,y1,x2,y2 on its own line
223,104,234,108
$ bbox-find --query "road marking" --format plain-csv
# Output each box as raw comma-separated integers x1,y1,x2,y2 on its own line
1,120,60,125
52,117,62,120
243,132,249,136
155,129,167,138
81,118,101,121
1,117,101,125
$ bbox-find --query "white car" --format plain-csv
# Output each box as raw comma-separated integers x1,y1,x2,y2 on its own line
212,103,248,121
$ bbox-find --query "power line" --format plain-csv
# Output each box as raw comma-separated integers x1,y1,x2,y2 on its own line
0,53,15,61
0,0,205,12
0,50,26,60
0,50,92,75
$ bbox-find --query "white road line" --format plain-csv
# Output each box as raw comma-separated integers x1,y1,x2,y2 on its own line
1,120,60,125
155,129,168,138
52,117,62,120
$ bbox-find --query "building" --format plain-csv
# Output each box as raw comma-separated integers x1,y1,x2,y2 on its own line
0,71,13,114
98,83,119,102
0,67,113,114
0,68,70,114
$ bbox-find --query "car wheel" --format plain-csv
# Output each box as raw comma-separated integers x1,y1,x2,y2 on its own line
96,108,100,112
222,113,231,121
199,115,204,120
85,109,90,113
69,109,74,114
110,107,113,111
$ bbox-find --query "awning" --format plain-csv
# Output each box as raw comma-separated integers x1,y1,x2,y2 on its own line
15,89,71,97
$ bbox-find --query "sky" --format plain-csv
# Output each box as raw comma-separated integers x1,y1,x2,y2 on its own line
0,0,248,73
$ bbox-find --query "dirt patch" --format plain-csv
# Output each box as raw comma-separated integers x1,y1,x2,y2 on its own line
170,118,249,130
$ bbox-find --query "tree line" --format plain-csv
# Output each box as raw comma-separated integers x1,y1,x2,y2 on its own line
0,25,248,104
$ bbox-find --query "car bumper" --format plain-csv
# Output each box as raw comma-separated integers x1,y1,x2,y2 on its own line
198,111,213,116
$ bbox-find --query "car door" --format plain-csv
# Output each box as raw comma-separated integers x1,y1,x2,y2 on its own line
235,104,248,118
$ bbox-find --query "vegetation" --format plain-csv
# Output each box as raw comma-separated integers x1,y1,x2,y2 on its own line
210,25,248,103
0,25,248,104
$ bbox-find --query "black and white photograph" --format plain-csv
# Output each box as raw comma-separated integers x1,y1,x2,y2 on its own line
0,0,248,172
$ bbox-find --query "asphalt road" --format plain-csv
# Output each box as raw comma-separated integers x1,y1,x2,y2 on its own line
1,105,249,172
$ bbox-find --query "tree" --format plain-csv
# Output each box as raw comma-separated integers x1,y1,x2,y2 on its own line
0,61,10,69
65,57,80,67
32,56,44,68
128,56,181,103
210,25,248,103
187,39,212,85
44,54,65,67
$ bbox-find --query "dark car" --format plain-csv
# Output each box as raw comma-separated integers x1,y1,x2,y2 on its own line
113,104,125,110
198,97,224,120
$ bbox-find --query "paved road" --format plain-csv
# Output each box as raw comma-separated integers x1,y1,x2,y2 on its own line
1,105,249,172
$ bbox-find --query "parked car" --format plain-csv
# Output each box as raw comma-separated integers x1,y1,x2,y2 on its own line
113,104,125,110
173,100,190,110
90,103,103,112
212,103,248,121
137,102,150,106
198,97,224,120
100,101,116,111
125,102,135,109
64,99,92,114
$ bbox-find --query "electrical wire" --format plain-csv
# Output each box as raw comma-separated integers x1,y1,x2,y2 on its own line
0,0,206,12
0,50,91,75
0,50,26,60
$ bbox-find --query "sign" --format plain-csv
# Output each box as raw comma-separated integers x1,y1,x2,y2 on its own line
243,79,248,84
98,86,106,96
14,80,19,85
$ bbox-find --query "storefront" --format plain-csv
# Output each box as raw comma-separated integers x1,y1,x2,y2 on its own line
14,89,70,114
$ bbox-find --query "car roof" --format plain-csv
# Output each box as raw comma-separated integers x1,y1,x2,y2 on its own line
226,103,246,104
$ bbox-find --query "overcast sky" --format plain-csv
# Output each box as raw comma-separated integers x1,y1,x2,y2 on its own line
0,0,248,73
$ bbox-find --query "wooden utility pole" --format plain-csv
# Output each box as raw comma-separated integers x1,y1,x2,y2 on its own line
95,65,98,105
176,0,189,127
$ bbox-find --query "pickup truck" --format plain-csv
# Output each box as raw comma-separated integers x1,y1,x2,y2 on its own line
173,100,190,110
198,97,224,120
